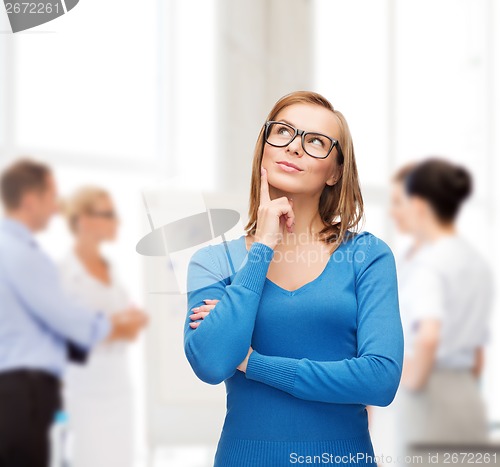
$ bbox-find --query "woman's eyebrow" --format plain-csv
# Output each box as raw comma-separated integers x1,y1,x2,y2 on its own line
279,118,296,127
279,118,332,137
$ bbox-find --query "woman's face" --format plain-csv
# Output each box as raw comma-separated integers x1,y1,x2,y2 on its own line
405,195,433,237
77,195,119,242
389,181,413,234
261,103,342,196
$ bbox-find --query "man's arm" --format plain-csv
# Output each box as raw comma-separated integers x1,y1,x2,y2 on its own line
66,309,148,363
2,246,111,350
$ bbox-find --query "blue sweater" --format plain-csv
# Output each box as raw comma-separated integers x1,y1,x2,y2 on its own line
184,231,404,467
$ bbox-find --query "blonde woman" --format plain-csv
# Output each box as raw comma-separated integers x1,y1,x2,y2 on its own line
185,91,404,466
59,186,148,467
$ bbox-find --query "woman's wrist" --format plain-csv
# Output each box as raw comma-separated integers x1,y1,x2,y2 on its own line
253,235,277,250
231,241,274,293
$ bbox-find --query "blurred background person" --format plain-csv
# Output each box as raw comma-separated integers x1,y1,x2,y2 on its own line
393,157,494,462
0,158,148,467
366,162,421,435
58,186,148,467
389,162,422,263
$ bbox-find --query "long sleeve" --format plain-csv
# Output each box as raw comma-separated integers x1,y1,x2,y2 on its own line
1,244,111,350
184,240,274,385
244,235,404,407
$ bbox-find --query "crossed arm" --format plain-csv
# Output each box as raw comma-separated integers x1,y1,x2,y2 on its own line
184,241,274,384
184,235,404,406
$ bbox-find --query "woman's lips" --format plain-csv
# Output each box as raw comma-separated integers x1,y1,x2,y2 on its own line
276,161,302,173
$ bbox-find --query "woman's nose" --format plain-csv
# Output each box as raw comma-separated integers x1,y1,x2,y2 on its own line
287,135,303,155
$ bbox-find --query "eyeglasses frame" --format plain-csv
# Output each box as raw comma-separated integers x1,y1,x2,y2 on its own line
263,120,344,164
88,210,117,220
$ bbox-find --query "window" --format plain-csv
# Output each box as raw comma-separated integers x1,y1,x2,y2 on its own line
314,0,500,446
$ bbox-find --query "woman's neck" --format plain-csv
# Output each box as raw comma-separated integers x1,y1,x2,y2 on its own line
419,221,457,244
74,236,102,263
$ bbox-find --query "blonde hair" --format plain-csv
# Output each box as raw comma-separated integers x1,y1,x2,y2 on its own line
60,185,111,235
244,90,365,255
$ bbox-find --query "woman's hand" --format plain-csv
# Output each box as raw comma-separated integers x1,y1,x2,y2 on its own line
189,300,254,373
254,166,295,249
189,299,220,328
237,346,253,373
107,308,149,342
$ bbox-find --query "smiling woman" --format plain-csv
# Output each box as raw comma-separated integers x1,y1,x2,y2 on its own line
246,91,364,257
184,90,404,467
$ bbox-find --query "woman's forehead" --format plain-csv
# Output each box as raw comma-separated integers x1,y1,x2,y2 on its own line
274,103,339,138
93,194,113,208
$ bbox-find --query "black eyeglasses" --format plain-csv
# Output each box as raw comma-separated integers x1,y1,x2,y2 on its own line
88,210,117,219
264,120,344,163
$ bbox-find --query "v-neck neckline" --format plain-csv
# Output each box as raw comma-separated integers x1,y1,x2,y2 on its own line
240,234,336,296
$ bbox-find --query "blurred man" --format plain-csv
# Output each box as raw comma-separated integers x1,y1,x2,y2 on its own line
0,158,148,467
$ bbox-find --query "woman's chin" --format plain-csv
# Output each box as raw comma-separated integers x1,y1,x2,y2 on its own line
268,172,306,191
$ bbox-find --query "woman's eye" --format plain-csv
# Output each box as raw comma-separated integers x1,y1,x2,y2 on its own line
277,126,292,136
308,136,325,147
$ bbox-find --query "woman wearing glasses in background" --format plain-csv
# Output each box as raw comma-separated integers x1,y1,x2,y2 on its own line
59,186,148,467
185,90,404,466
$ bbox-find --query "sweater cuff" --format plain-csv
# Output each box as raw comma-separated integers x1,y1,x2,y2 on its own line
231,242,274,293
245,350,298,394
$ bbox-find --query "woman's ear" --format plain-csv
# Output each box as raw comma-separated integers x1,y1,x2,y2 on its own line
326,166,342,187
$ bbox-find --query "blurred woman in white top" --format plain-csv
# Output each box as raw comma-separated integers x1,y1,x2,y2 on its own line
391,158,494,460
59,186,148,467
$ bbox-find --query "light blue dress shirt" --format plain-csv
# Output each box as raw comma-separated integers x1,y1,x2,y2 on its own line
0,217,111,379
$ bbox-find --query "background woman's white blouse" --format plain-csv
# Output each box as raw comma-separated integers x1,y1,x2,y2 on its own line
397,234,495,369
58,250,135,467
58,250,132,395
